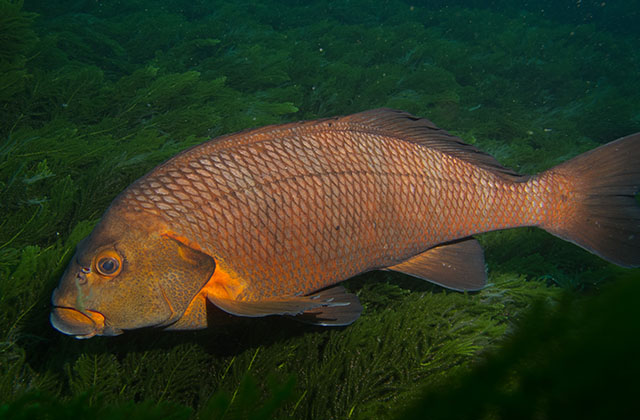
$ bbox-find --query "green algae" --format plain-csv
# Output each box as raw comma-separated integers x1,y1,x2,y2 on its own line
0,0,38,104
1,0,639,418
401,274,640,420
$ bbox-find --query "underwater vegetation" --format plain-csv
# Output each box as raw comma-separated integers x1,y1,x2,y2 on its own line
1,0,639,418
401,273,640,420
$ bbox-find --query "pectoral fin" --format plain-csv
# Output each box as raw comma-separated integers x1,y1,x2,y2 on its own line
206,285,362,325
387,238,487,291
292,286,363,326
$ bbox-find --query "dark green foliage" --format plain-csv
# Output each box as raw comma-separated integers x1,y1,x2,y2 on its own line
198,374,296,420
0,1,37,61
400,274,640,420
0,392,192,420
0,373,297,420
1,0,639,418
0,0,38,124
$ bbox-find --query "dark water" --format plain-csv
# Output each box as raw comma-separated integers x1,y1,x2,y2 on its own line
1,0,639,418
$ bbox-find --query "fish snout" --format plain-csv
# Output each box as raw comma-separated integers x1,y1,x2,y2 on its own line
50,288,122,339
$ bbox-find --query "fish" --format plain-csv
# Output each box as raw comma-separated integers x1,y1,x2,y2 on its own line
50,109,640,338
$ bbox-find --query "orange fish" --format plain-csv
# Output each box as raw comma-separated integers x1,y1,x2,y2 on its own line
50,109,640,338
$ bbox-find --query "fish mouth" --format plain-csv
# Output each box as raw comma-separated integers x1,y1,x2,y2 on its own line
50,306,122,339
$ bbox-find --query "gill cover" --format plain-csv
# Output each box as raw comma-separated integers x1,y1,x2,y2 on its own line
156,233,217,322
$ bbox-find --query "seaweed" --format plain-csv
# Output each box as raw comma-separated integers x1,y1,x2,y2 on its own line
1,0,639,418
0,392,192,420
400,274,640,420
0,1,37,61
199,373,296,420
0,0,38,127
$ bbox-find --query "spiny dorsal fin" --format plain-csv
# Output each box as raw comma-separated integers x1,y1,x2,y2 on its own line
321,108,523,180
195,108,523,181
386,238,487,291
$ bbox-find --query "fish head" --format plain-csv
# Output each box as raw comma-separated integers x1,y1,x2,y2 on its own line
50,211,216,338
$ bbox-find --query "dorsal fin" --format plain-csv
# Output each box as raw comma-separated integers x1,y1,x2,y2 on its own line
317,108,523,180
190,108,523,180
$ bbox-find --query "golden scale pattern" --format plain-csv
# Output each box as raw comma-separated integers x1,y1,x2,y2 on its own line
117,122,556,300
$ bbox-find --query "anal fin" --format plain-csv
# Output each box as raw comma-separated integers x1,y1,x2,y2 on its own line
387,238,487,291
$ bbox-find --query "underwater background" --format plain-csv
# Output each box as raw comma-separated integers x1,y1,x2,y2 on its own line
1,0,639,418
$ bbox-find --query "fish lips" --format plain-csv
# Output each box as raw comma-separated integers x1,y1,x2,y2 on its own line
50,305,122,339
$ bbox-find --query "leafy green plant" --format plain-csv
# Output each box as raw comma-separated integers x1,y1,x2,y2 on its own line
0,0,38,128
400,274,640,420
1,0,638,418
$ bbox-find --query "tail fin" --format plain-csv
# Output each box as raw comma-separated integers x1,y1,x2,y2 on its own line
540,133,640,268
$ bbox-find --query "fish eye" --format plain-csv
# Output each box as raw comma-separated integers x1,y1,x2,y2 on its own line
95,251,122,277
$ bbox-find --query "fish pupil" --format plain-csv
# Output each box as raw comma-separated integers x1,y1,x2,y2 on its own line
98,257,118,275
